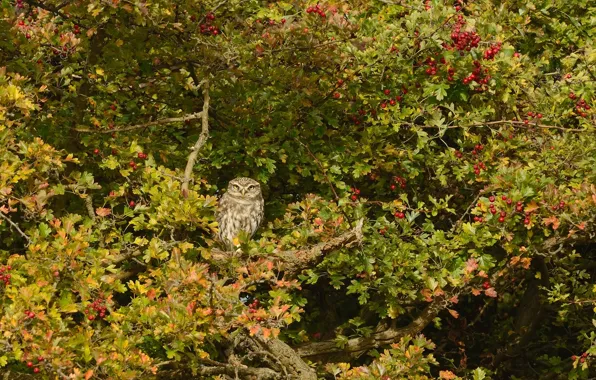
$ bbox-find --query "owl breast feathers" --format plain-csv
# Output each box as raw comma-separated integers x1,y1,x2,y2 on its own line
216,177,264,248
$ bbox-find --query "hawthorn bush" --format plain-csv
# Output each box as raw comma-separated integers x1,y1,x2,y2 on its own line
0,0,595,379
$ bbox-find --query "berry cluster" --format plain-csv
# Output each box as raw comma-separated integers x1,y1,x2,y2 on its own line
483,42,502,60
16,0,24,9
394,210,405,219
574,98,590,117
453,0,464,11
472,161,486,176
247,299,264,321
391,176,407,190
571,352,589,363
424,57,438,76
85,297,108,320
350,187,360,201
448,15,481,51
0,265,12,286
137,151,147,159
306,4,328,18
474,196,534,225
26,359,42,373
24,310,35,319
73,24,81,35
462,60,490,87
198,13,219,35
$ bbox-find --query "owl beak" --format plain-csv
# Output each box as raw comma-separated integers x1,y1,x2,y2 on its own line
241,189,246,196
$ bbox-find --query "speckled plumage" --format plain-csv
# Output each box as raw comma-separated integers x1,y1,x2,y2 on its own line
216,177,264,249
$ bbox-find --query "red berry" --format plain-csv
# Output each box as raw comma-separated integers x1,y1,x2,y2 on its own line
93,149,99,155
380,103,387,109
537,113,542,118
350,195,357,201
384,89,391,95
523,218,530,225
53,271,59,277
389,99,396,106
37,356,43,362
88,315,95,321
129,161,135,167
506,199,512,205
489,196,495,202
33,368,40,373
390,184,396,190
333,92,340,99
337,79,344,85
498,216,505,223
138,152,145,159
482,281,490,289
129,200,135,207
572,355,577,360
490,208,497,214
501,195,507,200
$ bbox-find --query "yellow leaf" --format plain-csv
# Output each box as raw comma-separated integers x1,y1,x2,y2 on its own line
115,39,124,47
524,201,539,213
95,68,104,76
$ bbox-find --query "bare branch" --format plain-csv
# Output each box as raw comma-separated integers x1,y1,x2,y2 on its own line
75,112,204,134
181,81,210,198
0,212,31,245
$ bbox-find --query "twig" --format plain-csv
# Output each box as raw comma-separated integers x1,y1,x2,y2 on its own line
74,112,204,134
0,212,31,245
181,81,210,198
295,139,340,200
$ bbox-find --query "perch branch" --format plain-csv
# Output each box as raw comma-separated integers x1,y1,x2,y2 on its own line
0,212,31,245
211,219,364,276
181,81,210,198
75,112,204,134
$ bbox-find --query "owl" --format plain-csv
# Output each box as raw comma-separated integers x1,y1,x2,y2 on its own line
216,177,264,249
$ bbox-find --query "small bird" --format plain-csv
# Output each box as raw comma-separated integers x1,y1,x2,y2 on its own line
216,177,264,249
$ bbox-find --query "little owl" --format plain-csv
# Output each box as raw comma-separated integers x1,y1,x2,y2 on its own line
216,177,264,249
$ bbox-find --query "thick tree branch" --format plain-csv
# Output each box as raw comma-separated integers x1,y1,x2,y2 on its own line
75,112,204,134
295,297,444,360
156,363,280,379
412,119,588,132
181,81,210,198
0,212,31,245
211,219,364,276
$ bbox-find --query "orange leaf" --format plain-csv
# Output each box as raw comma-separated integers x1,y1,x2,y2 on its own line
465,258,478,273
84,370,94,380
471,288,481,296
440,370,457,379
448,309,459,319
543,215,560,230
262,328,271,339
95,207,112,217
484,287,498,298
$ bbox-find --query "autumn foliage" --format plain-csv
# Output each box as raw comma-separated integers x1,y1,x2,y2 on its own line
0,0,595,379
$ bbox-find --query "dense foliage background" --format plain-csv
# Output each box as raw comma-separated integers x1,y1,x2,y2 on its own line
0,0,595,378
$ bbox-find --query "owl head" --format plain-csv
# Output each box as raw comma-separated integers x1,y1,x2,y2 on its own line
226,177,262,199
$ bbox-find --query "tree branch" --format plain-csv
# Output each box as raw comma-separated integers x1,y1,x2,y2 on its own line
294,296,444,360
211,219,364,276
0,212,31,245
412,119,588,132
75,112,204,134
181,81,210,198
